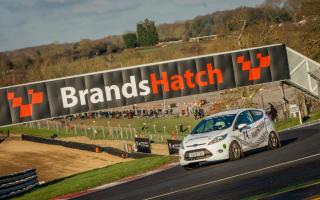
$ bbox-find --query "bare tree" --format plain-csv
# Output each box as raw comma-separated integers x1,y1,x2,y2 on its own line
237,20,247,49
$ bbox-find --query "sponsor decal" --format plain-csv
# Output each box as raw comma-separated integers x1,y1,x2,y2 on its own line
250,121,265,138
236,121,269,148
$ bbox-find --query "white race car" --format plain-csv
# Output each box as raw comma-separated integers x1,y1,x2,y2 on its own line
179,108,280,169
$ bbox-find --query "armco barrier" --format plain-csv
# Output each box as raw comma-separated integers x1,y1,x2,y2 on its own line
22,134,99,152
0,132,9,144
0,168,38,199
21,134,153,158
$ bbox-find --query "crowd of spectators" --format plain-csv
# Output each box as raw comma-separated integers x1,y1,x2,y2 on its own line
64,107,206,121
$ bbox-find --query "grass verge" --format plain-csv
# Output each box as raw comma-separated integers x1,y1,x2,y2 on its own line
275,117,300,132
275,109,320,132
14,156,176,200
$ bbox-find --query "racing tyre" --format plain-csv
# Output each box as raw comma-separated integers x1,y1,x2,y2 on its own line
182,163,199,170
268,131,280,149
229,141,242,161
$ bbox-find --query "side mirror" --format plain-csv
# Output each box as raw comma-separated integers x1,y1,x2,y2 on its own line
237,123,248,131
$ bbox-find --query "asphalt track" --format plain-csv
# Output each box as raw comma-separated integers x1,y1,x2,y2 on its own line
73,123,320,200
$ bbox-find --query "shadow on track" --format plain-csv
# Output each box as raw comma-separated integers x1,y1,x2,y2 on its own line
280,137,298,146
185,137,299,170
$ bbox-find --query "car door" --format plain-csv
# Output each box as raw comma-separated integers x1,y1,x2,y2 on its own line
249,110,269,147
234,110,255,151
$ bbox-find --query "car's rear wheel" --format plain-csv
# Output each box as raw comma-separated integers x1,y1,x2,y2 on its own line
182,163,199,170
229,141,242,161
268,131,280,149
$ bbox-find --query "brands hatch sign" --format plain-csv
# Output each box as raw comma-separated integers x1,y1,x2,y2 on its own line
0,44,290,127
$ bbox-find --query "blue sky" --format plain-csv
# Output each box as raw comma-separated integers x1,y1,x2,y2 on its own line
0,0,264,52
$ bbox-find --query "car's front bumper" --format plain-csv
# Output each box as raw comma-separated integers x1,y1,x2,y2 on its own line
179,142,230,166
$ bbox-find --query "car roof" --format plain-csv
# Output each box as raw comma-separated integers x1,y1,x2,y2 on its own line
205,108,264,119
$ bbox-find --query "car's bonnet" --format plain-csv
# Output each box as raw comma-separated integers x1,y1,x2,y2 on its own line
184,129,227,146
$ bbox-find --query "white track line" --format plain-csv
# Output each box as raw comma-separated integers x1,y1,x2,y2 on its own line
144,153,320,200
93,163,179,191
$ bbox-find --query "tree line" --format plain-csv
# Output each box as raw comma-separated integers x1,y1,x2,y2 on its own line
123,19,159,48
0,0,318,87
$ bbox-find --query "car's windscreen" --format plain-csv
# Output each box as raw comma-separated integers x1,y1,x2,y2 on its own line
191,114,236,135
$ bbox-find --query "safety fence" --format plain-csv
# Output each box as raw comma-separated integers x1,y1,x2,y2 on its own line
0,169,38,200
24,120,189,144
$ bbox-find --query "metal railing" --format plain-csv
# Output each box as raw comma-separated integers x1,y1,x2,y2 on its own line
286,47,320,99
23,120,189,144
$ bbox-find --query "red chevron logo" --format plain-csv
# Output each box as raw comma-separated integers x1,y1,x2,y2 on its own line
7,89,44,118
237,53,271,80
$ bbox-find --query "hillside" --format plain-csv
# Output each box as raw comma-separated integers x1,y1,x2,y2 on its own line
0,0,319,87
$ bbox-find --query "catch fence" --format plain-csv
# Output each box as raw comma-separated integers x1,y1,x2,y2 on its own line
24,120,189,144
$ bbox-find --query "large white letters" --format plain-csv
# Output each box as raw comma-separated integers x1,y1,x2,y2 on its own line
122,76,138,98
61,76,152,108
90,88,104,104
61,87,78,108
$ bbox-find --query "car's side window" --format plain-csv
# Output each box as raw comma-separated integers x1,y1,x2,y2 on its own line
250,110,264,122
194,122,205,134
235,111,254,128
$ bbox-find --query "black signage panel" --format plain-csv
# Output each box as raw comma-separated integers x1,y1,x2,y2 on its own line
135,138,151,154
0,44,290,126
167,139,182,155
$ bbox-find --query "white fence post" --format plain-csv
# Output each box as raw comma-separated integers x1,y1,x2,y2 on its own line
125,128,128,139
102,127,106,139
55,122,58,133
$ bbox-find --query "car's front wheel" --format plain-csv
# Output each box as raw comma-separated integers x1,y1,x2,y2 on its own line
229,141,242,161
268,131,281,149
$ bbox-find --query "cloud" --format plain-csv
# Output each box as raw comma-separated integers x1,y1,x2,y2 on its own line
0,0,264,51
71,0,142,15
174,0,209,5
0,0,84,12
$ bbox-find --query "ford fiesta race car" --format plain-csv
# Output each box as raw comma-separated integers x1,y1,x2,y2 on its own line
179,108,280,169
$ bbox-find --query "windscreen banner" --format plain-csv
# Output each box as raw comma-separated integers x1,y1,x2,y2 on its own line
0,44,290,127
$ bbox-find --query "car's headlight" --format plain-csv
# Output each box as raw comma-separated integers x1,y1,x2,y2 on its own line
208,134,228,145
